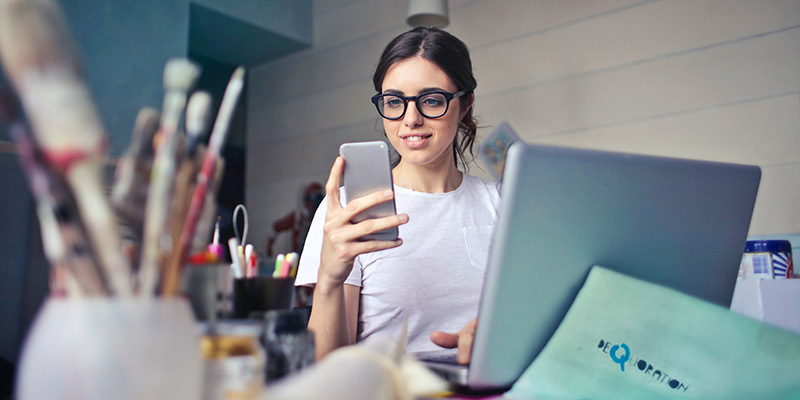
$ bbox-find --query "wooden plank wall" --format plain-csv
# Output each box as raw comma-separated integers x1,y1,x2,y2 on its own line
246,0,800,255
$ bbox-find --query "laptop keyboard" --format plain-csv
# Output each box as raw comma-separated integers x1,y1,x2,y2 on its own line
413,349,459,364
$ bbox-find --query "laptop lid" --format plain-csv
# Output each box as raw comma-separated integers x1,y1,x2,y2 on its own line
465,143,761,391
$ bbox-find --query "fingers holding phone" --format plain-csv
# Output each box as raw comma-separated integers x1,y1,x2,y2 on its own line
318,144,407,287
326,187,406,253
339,141,400,241
324,156,346,215
324,149,406,239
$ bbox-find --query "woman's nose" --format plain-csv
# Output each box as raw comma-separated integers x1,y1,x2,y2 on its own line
403,100,423,127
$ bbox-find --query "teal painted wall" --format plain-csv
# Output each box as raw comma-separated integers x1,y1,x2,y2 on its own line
0,0,311,371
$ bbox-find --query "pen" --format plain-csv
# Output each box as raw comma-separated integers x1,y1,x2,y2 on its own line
274,254,285,278
244,244,254,278
279,256,293,279
212,216,220,245
237,245,246,275
287,252,299,278
229,237,243,279
207,216,222,259
251,257,259,277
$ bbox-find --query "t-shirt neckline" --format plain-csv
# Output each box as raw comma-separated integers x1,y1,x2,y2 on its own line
393,172,468,197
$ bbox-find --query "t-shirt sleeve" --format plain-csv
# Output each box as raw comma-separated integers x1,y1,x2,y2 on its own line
294,196,327,287
294,191,363,288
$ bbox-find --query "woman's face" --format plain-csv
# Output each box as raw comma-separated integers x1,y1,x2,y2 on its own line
379,56,470,168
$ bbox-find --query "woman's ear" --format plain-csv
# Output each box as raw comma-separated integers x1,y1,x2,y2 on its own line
459,93,474,120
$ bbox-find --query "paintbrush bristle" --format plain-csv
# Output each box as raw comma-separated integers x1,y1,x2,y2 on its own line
0,0,81,84
185,91,212,138
163,58,200,93
0,0,104,153
129,107,160,156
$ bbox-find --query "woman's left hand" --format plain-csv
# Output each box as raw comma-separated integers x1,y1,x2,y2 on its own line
430,319,477,365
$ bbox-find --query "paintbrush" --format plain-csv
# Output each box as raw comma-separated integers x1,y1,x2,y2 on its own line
161,91,213,291
170,92,212,240
161,67,245,296
184,91,211,157
0,0,132,296
138,58,201,296
189,157,225,255
10,121,107,297
111,107,160,247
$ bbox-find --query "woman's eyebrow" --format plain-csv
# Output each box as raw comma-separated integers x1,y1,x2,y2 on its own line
420,86,446,93
383,87,448,96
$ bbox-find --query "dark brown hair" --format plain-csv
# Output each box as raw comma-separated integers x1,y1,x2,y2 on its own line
373,27,478,169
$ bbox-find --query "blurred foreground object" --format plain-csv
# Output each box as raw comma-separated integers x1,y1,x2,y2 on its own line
0,0,245,297
266,329,448,400
17,298,202,399
0,0,132,295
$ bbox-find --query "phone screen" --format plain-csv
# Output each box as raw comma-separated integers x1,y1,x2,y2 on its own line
339,141,398,241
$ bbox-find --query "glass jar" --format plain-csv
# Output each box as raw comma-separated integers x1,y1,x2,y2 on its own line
199,321,265,399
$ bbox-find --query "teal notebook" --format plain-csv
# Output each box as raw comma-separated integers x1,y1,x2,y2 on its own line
507,266,800,400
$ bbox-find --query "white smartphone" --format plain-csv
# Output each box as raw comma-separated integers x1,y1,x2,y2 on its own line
339,141,398,241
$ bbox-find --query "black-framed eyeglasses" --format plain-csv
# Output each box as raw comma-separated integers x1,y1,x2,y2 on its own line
371,90,465,120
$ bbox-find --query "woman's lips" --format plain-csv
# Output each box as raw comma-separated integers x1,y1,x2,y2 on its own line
400,133,432,149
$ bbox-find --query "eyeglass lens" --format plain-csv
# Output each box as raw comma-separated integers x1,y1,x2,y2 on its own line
378,93,451,119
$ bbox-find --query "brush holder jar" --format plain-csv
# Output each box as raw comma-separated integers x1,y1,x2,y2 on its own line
16,297,202,400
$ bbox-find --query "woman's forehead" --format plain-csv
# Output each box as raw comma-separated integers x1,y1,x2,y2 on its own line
381,56,455,93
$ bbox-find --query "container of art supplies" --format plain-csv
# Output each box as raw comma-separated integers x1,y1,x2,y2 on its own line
16,298,202,400
233,276,295,318
182,262,234,320
198,321,265,400
738,240,794,280
250,309,315,382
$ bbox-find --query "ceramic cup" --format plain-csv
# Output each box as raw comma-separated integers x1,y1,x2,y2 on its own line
16,297,202,400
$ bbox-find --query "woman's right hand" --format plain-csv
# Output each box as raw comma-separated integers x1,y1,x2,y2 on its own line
317,157,408,289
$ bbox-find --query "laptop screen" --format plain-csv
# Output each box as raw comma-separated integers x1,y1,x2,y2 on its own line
467,143,760,390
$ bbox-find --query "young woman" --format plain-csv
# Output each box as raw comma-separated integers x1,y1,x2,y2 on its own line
295,27,500,363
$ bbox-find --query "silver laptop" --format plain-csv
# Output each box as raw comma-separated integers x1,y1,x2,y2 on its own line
420,142,761,392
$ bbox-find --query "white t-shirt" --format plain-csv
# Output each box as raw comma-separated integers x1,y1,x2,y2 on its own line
295,173,501,352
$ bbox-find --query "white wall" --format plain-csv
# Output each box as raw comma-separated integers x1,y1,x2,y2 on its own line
246,0,800,256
